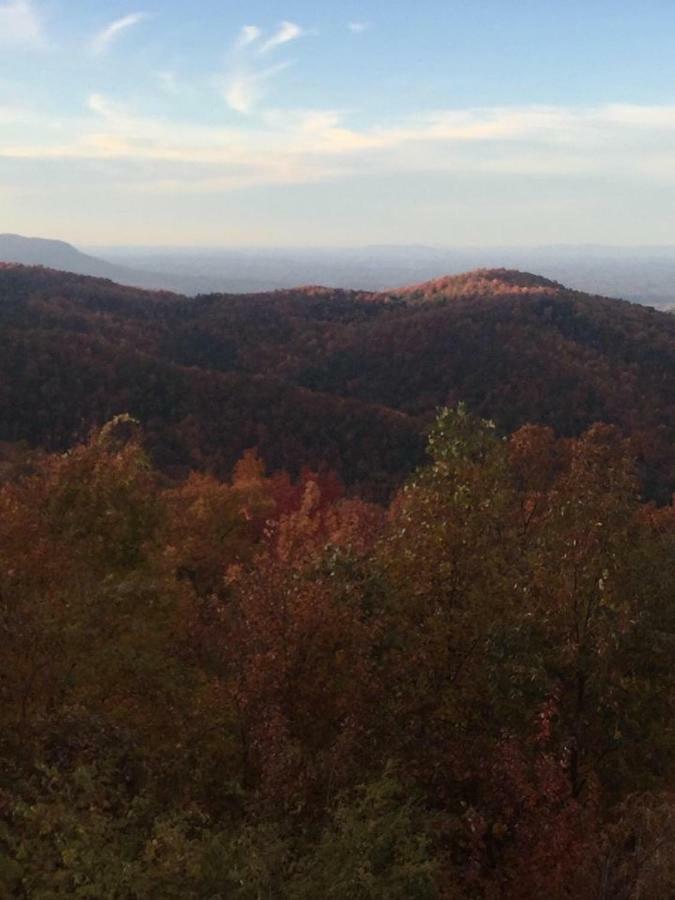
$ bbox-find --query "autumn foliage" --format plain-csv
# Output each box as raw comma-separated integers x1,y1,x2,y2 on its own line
4,263,675,501
2,401,675,897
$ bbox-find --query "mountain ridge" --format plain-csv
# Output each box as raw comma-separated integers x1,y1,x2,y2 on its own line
0,260,570,307
8,233,675,304
0,234,216,295
1,262,674,499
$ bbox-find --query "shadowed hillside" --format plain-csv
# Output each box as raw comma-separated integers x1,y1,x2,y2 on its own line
2,263,675,498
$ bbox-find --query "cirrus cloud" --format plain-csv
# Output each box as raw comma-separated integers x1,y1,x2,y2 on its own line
223,21,307,114
237,24,261,48
259,21,305,54
90,12,148,56
223,62,292,114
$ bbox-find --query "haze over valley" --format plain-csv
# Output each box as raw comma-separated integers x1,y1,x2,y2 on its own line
5,233,675,307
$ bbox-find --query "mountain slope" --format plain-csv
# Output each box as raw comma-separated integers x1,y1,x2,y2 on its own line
0,234,216,295
2,264,675,498
0,234,117,274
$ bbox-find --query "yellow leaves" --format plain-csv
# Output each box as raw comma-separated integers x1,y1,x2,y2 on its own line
233,447,267,488
163,464,273,596
275,481,322,565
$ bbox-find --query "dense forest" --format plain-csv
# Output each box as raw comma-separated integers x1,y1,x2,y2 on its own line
3,264,675,896
3,264,675,499
3,408,675,896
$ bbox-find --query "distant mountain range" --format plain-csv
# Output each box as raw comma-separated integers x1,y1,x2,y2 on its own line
4,233,675,305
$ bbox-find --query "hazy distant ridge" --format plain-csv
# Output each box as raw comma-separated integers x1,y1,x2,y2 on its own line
0,234,205,295
4,234,675,306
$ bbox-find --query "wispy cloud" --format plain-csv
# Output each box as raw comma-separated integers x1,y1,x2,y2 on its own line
6,100,675,195
86,92,130,125
90,12,147,56
0,0,44,47
223,62,292,114
260,21,304,54
222,21,306,114
348,21,371,34
237,24,261,48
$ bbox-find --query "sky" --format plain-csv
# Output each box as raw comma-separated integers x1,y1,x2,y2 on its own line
2,0,675,246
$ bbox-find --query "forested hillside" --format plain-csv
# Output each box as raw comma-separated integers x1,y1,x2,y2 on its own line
2,263,675,498
3,407,675,897
4,264,675,895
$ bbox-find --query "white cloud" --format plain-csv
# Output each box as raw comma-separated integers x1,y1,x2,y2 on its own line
237,24,261,48
223,62,292,114
86,92,135,127
0,0,44,47
90,12,147,56
598,104,675,129
222,22,305,113
5,100,675,195
260,21,304,54
348,21,371,34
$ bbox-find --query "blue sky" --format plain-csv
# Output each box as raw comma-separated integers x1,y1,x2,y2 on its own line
2,0,675,246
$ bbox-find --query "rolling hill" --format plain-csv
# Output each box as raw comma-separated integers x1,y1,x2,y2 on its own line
2,262,675,499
